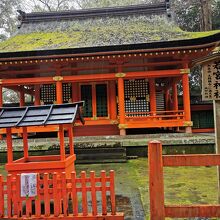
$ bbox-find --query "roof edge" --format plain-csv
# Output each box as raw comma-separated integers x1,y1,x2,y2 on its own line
18,1,170,25
0,31,219,60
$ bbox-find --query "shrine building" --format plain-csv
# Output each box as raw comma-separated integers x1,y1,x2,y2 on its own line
0,1,219,136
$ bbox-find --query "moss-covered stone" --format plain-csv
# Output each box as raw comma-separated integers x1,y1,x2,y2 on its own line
0,14,219,53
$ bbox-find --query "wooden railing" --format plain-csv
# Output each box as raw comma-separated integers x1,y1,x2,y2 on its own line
0,171,124,219
148,140,220,219
125,110,184,119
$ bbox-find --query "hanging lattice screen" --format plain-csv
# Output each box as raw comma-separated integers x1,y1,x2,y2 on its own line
40,83,72,104
124,79,150,116
40,84,56,104
156,91,165,111
62,83,72,103
96,84,108,117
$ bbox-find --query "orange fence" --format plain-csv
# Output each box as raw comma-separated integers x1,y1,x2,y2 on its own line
0,171,124,219
148,140,220,220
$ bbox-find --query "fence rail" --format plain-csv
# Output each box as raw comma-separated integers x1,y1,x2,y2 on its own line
148,140,220,220
0,170,124,219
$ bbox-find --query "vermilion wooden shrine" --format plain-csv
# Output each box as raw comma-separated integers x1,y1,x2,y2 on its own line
0,1,219,136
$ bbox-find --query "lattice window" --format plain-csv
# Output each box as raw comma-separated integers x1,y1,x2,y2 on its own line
40,84,56,104
81,85,92,117
63,83,72,103
124,79,150,116
156,91,165,111
96,84,108,117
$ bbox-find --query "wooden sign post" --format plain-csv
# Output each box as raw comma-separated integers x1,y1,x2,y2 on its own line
202,58,220,202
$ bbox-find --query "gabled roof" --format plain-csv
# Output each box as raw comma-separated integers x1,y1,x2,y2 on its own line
0,1,219,56
0,102,84,128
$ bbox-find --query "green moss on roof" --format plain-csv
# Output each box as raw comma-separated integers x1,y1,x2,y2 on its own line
0,15,219,53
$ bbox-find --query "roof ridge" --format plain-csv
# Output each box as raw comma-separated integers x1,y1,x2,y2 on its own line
18,1,170,25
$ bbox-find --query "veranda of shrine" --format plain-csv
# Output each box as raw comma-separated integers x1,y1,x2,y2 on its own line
0,2,220,137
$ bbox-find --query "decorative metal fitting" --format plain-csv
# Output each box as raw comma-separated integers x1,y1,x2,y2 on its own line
110,120,119,125
118,124,128,129
53,76,63,81
180,69,190,74
183,121,193,127
115,73,126,78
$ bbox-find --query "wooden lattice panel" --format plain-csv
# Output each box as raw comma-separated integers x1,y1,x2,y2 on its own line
124,79,150,116
96,84,108,117
81,85,92,117
40,84,56,104
62,83,72,103
156,91,165,111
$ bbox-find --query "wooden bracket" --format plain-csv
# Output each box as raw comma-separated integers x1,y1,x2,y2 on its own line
115,73,126,78
53,76,63,81
180,69,190,74
118,124,128,129
183,121,193,127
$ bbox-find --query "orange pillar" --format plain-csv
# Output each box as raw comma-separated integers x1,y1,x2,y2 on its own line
117,71,126,136
109,81,117,120
19,86,25,107
23,127,28,159
172,82,178,111
182,65,192,133
56,81,63,104
6,128,13,163
0,85,3,140
59,125,65,161
68,125,74,155
149,79,157,113
92,84,97,119
148,141,165,220
34,85,41,106
72,83,79,102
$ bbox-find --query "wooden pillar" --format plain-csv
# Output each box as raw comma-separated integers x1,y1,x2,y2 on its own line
172,82,178,111
92,84,97,119
148,140,165,220
19,86,25,107
59,125,65,161
68,125,74,155
182,65,192,133
149,78,157,113
56,81,63,104
34,85,41,106
117,72,126,136
109,81,117,120
23,127,28,159
0,85,3,140
72,83,79,102
6,128,13,163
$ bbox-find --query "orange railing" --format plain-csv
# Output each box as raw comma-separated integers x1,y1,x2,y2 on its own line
0,171,124,219
125,110,184,119
148,140,220,219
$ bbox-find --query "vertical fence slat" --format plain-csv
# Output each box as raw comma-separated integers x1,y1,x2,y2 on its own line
81,171,88,216
148,141,165,220
0,175,4,217
110,170,116,215
90,171,97,216
71,172,78,216
35,174,41,217
101,171,107,215
12,177,18,216
16,175,22,218
43,173,50,217
7,174,12,218
53,173,59,217
61,172,68,217
26,197,32,218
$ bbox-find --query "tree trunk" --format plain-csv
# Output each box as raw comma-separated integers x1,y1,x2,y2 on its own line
200,0,212,31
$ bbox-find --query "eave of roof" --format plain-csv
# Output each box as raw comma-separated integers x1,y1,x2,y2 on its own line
0,32,219,60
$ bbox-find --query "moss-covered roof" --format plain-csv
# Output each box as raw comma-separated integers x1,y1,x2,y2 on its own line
0,3,219,54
